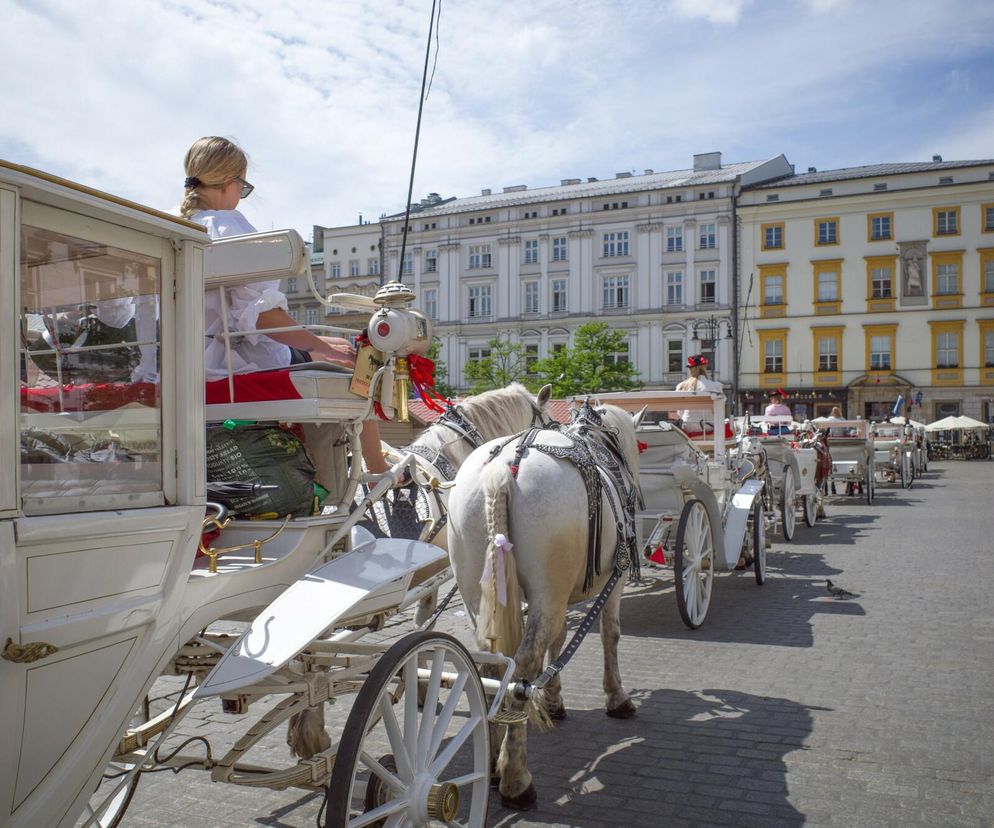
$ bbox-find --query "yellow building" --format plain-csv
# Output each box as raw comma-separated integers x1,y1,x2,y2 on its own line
737,158,994,423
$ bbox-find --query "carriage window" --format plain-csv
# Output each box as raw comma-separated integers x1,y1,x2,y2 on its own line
19,223,162,512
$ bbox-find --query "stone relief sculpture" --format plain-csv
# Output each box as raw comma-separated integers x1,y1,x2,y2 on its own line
900,242,927,298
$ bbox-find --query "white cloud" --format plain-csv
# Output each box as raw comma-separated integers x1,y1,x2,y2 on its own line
1,0,992,238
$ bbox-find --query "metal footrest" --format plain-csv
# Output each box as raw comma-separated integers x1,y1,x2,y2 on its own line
490,709,529,726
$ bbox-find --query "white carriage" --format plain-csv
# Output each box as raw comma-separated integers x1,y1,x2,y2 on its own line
872,421,915,489
593,391,773,630
1,161,508,828
817,418,876,503
737,416,825,539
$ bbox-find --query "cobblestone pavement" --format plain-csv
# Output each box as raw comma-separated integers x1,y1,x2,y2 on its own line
118,461,994,827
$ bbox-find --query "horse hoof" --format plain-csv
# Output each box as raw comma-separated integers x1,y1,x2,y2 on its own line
606,699,637,719
549,707,567,721
500,782,538,810
490,774,501,789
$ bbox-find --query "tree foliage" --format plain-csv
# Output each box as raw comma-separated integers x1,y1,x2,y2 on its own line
534,322,641,397
463,336,539,394
422,339,456,400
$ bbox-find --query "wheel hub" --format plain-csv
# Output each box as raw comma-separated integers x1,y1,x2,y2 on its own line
427,781,459,820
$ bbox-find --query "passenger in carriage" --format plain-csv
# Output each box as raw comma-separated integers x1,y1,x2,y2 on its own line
179,136,390,475
674,354,730,437
764,388,792,435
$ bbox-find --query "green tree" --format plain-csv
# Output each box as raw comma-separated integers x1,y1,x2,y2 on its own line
534,322,641,397
464,336,538,394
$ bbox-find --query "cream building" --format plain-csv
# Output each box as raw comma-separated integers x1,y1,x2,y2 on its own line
737,159,994,423
376,153,792,391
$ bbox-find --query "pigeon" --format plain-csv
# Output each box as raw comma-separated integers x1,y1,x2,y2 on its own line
826,579,855,599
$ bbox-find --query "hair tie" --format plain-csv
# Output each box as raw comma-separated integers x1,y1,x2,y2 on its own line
184,176,202,188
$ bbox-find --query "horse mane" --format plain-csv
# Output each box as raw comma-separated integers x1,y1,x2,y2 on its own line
452,383,539,441
595,403,642,471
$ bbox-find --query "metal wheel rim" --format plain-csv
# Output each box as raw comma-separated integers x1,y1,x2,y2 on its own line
803,493,816,527
675,501,714,628
781,468,796,540
327,633,490,827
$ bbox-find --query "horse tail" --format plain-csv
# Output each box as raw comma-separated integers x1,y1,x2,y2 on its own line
476,460,525,660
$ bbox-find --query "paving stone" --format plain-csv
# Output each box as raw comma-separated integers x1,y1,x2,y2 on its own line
114,462,994,826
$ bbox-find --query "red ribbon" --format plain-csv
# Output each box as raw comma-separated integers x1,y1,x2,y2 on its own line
637,440,649,454
407,353,451,413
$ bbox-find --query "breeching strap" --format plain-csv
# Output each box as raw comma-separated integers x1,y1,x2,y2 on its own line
525,568,624,694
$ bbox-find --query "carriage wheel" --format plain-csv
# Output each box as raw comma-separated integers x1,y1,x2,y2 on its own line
865,465,875,504
752,497,766,586
902,452,914,489
325,631,490,827
77,697,151,827
674,499,715,629
779,467,796,541
803,493,817,527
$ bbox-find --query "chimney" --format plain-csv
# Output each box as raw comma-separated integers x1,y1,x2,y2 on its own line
587,177,598,182
503,185,527,193
807,167,817,173
481,188,491,196
932,154,943,162
561,178,581,186
615,171,632,178
693,152,722,171
644,169,654,175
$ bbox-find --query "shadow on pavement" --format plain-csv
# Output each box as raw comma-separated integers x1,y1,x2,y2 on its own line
619,548,864,647
491,687,819,827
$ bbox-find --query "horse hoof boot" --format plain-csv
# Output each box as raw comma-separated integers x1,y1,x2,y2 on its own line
606,699,637,719
500,782,537,811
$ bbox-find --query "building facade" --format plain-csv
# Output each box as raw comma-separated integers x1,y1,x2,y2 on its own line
737,159,994,423
377,153,792,391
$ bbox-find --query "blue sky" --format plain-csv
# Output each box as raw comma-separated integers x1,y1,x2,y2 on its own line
2,0,993,239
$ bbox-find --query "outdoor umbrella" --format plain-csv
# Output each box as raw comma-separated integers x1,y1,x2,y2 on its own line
889,415,926,428
925,415,989,431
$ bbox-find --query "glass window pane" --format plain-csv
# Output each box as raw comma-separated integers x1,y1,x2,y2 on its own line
20,223,162,509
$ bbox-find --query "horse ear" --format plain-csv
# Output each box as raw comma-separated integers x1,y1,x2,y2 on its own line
537,384,552,409
631,405,647,430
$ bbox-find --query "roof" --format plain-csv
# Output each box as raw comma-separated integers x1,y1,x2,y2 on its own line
749,159,994,189
386,157,788,218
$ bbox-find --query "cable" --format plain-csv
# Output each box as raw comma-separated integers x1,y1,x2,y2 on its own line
396,0,438,286
425,0,442,100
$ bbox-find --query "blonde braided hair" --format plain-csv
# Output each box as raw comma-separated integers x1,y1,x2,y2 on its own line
180,136,249,218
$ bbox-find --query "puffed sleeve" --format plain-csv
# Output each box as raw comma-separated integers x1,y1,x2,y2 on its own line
221,280,288,344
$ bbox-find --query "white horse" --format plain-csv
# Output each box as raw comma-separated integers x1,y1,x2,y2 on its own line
447,401,645,809
287,382,552,761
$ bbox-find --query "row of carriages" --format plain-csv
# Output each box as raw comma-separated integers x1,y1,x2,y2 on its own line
601,393,927,630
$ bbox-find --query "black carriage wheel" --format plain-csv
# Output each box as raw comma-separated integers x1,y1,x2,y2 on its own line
674,499,715,630
803,493,817,527
780,466,796,541
752,497,766,585
324,631,490,828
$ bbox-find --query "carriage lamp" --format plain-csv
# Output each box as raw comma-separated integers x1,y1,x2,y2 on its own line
691,315,734,342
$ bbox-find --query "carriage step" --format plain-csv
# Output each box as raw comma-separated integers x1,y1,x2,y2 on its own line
490,709,530,726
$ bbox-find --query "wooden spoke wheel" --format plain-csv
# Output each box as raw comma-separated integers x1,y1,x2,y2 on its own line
674,499,715,629
325,631,490,827
780,466,796,541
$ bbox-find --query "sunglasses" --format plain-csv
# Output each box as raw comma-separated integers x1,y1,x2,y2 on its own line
236,177,254,199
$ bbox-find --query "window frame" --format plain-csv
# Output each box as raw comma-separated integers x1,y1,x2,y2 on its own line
758,329,787,385
423,248,438,273
863,323,896,374
523,280,539,315
814,217,840,247
929,250,964,308
979,319,994,384
812,259,842,314
551,278,568,313
665,225,683,252
867,212,893,242
601,273,630,310
523,238,539,265
811,326,843,383
982,203,994,234
698,222,717,250
698,268,716,305
552,236,567,262
468,244,492,270
761,222,784,251
979,248,994,306
467,283,492,319
665,270,683,306
928,319,964,385
933,206,960,237
423,287,438,321
865,255,896,311
759,264,787,318
602,231,630,258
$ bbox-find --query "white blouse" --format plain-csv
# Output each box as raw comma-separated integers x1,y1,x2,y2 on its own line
193,209,292,380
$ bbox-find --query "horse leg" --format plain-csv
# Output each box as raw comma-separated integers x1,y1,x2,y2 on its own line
497,610,559,810
600,579,635,719
543,621,568,721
